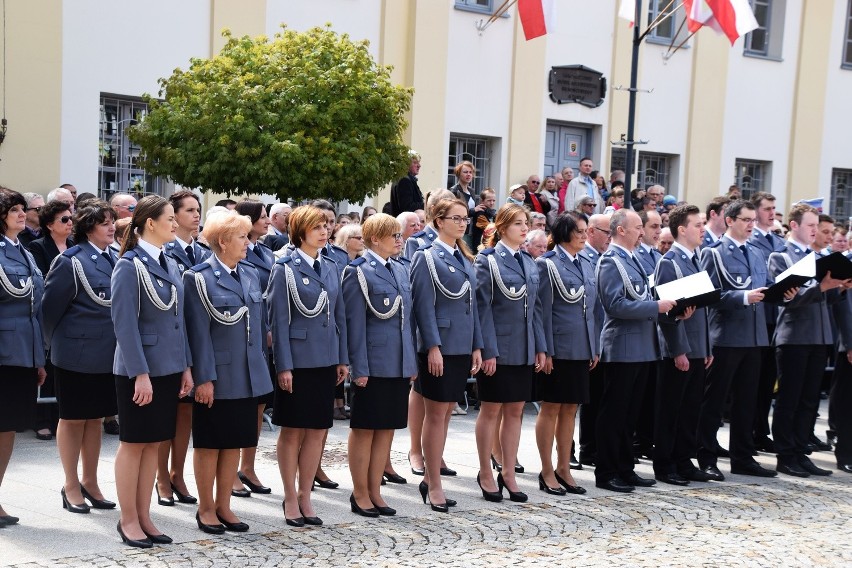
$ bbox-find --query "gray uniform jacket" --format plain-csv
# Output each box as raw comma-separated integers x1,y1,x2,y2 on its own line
832,255,852,352
111,247,192,378
749,229,786,327
404,225,438,261
268,248,348,372
536,247,598,361
581,244,605,345
42,244,116,373
183,257,272,399
0,239,45,367
165,239,211,275
342,255,417,379
321,243,350,277
410,243,484,356
699,236,769,348
768,243,836,346
596,245,660,363
475,244,546,365
654,248,711,359
243,242,275,293
636,245,662,277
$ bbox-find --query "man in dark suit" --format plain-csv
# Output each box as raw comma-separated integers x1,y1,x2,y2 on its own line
390,152,424,215
701,196,731,249
262,203,291,252
19,193,44,247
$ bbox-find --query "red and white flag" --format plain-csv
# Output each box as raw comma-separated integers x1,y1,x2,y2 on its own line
518,0,556,40
684,0,758,44
618,0,635,27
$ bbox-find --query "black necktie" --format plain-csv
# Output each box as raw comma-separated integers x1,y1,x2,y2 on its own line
739,245,750,269
185,244,196,265
313,258,322,278
765,232,773,244
102,251,115,267
453,249,464,266
158,252,169,272
513,252,526,277
231,270,240,283
322,246,330,257
691,255,700,272
572,257,582,273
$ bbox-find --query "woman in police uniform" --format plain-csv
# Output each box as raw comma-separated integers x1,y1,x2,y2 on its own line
342,213,417,517
0,187,46,527
410,198,483,512
42,200,119,514
183,210,272,534
534,211,597,496
474,203,546,504
268,205,348,527
112,195,193,548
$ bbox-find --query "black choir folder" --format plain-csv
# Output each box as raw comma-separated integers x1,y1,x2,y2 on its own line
655,271,721,316
760,251,852,303
817,251,852,281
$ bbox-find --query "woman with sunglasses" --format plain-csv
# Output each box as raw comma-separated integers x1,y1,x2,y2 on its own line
410,198,483,512
342,214,416,517
42,200,119,514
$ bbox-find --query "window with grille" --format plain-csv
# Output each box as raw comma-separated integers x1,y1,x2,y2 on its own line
637,152,672,190
843,0,852,68
454,0,495,14
734,159,772,200
646,0,689,45
830,168,852,220
99,95,168,201
447,135,491,197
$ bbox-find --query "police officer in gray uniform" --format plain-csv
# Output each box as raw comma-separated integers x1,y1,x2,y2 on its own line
594,209,675,493
43,200,119,514
652,204,714,486
268,205,349,527
111,195,193,548
0,188,46,528
183,210,272,535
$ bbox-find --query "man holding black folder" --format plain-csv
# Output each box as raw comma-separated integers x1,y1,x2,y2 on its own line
698,200,783,479
653,205,714,485
767,204,849,477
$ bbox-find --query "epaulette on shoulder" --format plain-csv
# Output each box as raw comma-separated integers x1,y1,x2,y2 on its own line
519,249,532,258
540,250,556,259
411,230,426,239
62,245,82,257
707,240,724,249
603,250,616,257
276,255,293,265
330,244,347,254
122,249,139,260
480,247,495,256
165,241,177,250
191,262,211,272
350,257,367,266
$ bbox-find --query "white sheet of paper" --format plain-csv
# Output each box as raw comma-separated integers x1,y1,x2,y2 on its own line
655,270,715,301
648,273,655,289
776,251,816,281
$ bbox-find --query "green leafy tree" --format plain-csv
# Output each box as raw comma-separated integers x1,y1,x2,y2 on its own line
130,25,413,202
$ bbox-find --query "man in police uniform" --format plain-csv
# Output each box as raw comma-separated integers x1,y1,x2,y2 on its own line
702,196,731,249
594,210,676,492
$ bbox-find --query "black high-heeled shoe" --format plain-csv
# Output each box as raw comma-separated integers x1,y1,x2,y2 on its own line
477,472,503,502
142,530,173,544
61,487,90,514
117,521,152,548
515,462,525,474
312,476,339,490
238,471,272,494
496,472,528,503
156,486,174,506
538,473,567,496
554,472,587,495
371,501,397,516
299,507,323,526
171,482,197,504
196,512,225,535
440,466,457,476
283,502,305,527
0,515,19,526
382,471,408,484
216,513,250,532
418,481,449,512
408,452,425,476
490,454,503,472
350,494,379,518
80,485,116,509
231,488,252,498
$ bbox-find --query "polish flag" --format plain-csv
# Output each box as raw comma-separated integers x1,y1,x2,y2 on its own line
618,0,635,27
518,0,556,40
685,0,758,45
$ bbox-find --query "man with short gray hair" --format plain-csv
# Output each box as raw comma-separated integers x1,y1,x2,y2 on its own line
530,212,547,232
397,211,421,242
47,187,75,213
525,229,548,259
109,193,137,219
263,202,292,251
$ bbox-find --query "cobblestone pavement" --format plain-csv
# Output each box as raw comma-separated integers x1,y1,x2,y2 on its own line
2,405,850,567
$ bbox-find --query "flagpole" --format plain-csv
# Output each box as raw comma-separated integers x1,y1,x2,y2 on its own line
624,0,643,208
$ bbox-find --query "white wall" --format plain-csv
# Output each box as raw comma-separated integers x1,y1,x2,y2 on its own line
59,0,211,191
266,0,381,56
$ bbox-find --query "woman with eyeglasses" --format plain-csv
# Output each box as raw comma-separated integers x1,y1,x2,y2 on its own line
410,198,483,512
42,200,119,515
342,213,416,517
534,212,597,496
268,205,349,527
0,187,47,528
473,203,547,504
112,195,193,548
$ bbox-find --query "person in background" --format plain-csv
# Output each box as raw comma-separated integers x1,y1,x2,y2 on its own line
47,187,76,214
470,188,497,250
657,227,674,255
604,188,625,215
540,177,559,227
390,151,424,215
28,200,75,276
832,226,849,253
19,192,44,247
507,184,527,207
361,206,377,224
110,193,138,220
262,203,291,252
525,230,548,259
530,212,547,232
397,211,421,243
450,161,478,242
336,224,365,263
215,199,237,210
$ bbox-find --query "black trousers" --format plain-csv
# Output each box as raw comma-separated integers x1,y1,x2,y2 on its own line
752,330,777,440
773,344,827,460
578,362,604,461
595,362,648,483
635,362,657,454
697,347,761,468
832,350,852,465
653,357,705,476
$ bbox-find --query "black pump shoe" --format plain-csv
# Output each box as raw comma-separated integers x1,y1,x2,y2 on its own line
156,487,174,506
350,494,379,518
61,487,90,514
142,530,173,544
196,512,225,535
238,471,272,494
382,471,408,484
538,473,567,496
408,452,425,476
554,472,587,495
80,485,116,509
477,472,503,502
312,476,339,490
216,513,250,532
418,481,449,513
496,473,528,503
117,521,152,548
171,482,197,504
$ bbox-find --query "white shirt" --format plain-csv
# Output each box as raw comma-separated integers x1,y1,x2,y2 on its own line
137,238,164,261
671,241,695,260
296,247,320,267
